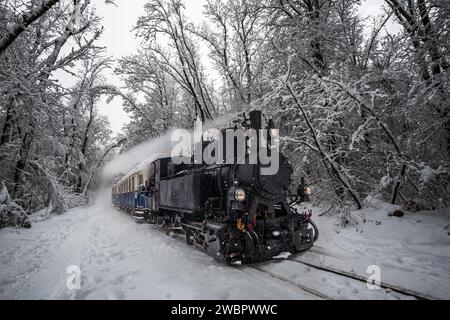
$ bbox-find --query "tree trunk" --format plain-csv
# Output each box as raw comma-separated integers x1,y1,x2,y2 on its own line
0,100,13,147
391,163,407,205
12,130,34,201
75,95,95,193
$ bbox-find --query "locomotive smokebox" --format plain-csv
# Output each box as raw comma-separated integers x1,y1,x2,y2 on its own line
249,110,262,130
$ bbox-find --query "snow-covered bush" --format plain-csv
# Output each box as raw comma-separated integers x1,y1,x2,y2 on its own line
0,181,31,229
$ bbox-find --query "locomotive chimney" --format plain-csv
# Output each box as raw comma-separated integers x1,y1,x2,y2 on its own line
249,110,262,130
249,110,262,163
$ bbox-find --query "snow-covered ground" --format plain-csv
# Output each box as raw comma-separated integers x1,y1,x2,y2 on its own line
294,200,450,300
0,191,449,300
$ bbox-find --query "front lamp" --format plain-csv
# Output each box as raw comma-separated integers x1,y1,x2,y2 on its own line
234,188,246,202
304,186,312,196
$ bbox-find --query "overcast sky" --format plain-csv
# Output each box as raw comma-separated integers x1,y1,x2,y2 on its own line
89,0,394,135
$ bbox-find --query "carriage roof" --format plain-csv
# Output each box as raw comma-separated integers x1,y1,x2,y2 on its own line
112,152,169,186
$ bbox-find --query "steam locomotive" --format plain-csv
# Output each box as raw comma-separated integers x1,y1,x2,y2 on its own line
111,110,318,264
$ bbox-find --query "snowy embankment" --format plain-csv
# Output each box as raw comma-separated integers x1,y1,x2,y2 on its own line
0,190,449,300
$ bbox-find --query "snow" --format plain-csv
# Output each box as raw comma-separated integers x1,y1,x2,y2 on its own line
0,181,31,229
273,252,292,260
418,165,444,185
293,200,450,299
0,190,449,300
0,185,10,204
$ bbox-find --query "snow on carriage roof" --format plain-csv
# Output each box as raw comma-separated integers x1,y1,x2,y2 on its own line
113,152,170,185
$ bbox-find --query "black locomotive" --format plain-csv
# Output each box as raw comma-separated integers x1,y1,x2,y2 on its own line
112,110,318,264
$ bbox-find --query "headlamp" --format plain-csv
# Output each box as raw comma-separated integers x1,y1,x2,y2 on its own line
234,188,246,202
304,186,312,196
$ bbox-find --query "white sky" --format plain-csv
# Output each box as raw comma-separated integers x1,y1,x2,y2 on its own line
72,0,396,135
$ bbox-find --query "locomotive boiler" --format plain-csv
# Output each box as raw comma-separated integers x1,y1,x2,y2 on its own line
112,110,318,264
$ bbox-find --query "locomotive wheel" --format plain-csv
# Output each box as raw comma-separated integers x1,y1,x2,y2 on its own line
309,219,319,243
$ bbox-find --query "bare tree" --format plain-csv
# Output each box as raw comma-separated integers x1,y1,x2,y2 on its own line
135,0,215,121
192,0,265,108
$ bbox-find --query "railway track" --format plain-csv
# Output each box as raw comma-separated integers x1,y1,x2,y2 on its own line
250,265,334,300
134,215,437,300
288,258,437,300
251,259,436,300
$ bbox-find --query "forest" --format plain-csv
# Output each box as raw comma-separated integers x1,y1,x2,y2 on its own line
0,0,449,228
